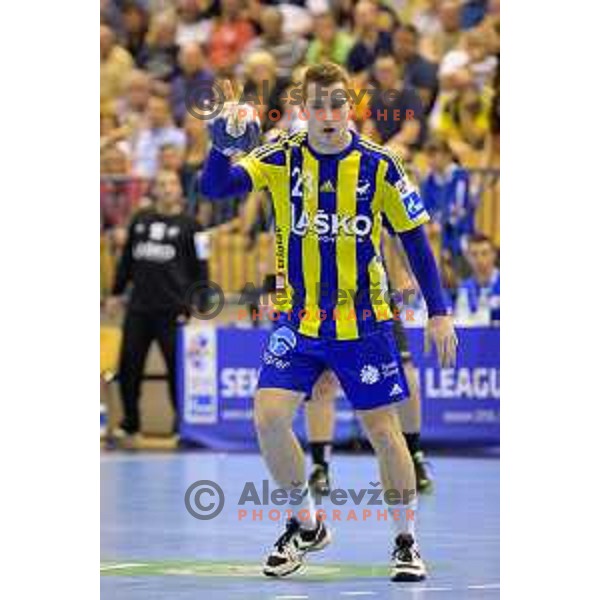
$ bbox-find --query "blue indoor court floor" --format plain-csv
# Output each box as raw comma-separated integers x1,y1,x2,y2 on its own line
101,451,499,599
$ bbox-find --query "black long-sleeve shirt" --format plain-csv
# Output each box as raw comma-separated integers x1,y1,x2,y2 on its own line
113,209,208,314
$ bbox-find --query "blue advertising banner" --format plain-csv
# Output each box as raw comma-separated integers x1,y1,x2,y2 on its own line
178,325,499,449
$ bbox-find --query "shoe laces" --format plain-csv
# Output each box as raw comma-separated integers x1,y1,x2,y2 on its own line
393,536,415,563
275,519,301,552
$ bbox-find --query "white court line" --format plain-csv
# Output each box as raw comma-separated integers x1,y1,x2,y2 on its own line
340,593,376,596
403,588,453,593
274,596,309,599
397,583,500,593
467,583,500,590
100,563,149,571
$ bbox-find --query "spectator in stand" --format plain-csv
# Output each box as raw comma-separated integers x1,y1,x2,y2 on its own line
461,0,489,30
411,0,443,38
117,70,152,134
420,0,463,63
438,28,497,94
158,143,184,175
346,1,392,81
431,27,496,163
248,7,307,79
421,138,474,273
242,50,288,132
457,233,500,322
376,0,401,34
101,145,129,180
170,43,214,126
121,1,149,63
101,24,134,104
330,0,357,31
101,145,144,231
175,0,217,46
479,0,500,55
435,83,490,165
100,0,123,34
181,113,211,218
138,10,180,82
101,110,132,158
274,69,307,133
132,95,186,178
306,12,354,66
207,0,256,75
247,0,327,38
392,23,439,115
363,55,426,157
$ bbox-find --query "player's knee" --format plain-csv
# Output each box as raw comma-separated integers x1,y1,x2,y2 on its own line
360,412,399,450
366,424,397,451
254,392,294,434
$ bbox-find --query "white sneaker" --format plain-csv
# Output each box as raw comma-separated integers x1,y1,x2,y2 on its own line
390,533,427,582
263,518,331,577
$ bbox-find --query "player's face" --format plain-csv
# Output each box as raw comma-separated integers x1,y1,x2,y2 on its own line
468,242,496,278
303,81,351,147
155,172,182,207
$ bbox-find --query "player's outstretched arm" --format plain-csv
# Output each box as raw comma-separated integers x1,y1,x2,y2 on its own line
198,80,260,199
398,225,458,368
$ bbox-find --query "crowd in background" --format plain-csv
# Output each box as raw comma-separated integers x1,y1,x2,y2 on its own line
101,0,500,318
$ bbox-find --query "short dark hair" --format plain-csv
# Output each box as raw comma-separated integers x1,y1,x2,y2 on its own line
159,143,178,153
424,138,452,155
468,233,494,248
302,62,351,101
397,23,419,39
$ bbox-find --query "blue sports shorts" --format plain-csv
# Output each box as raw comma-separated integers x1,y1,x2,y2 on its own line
257,322,409,411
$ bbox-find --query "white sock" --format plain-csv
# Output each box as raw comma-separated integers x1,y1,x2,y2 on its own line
388,496,418,538
288,484,317,530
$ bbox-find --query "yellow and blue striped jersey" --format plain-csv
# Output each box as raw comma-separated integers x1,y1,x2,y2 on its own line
237,130,429,340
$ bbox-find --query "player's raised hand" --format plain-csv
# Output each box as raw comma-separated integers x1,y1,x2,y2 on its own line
424,315,458,368
208,79,261,156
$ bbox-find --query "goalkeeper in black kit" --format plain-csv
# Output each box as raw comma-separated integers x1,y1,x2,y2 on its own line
105,170,209,447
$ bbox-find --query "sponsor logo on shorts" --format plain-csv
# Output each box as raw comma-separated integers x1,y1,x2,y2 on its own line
262,351,291,370
381,361,400,379
390,383,404,397
268,326,297,357
360,364,381,385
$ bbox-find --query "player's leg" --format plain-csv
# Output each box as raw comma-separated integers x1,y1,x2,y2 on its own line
305,370,338,496
329,325,427,581
116,310,154,448
154,313,180,436
254,388,306,490
357,404,426,581
254,327,332,577
393,318,433,492
401,360,433,492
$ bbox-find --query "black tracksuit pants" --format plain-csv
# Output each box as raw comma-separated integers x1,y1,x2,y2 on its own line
118,310,179,434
